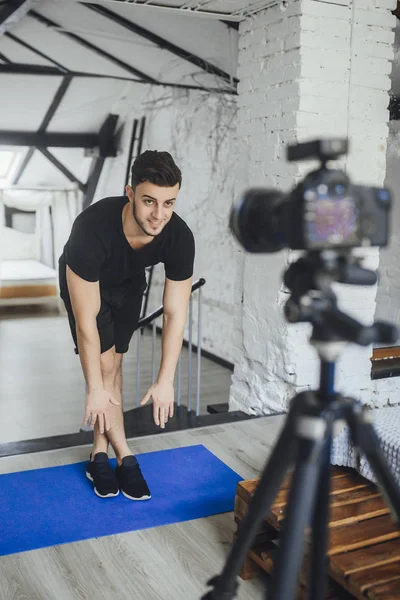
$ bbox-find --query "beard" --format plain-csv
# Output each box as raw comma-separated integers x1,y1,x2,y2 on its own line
132,200,160,238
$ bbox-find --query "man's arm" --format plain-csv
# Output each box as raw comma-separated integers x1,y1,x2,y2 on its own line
140,276,192,428
66,266,119,432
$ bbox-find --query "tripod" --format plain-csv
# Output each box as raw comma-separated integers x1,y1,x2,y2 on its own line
202,251,400,600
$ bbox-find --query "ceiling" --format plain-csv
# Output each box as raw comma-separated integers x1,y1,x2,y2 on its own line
0,0,245,189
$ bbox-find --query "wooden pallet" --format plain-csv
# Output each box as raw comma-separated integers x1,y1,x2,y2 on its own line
234,466,400,599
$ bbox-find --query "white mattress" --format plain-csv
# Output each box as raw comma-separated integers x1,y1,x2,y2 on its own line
0,259,57,283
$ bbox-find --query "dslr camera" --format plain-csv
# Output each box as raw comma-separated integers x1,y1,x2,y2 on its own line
230,139,391,253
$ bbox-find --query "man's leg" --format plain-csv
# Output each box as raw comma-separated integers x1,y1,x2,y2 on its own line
99,348,133,465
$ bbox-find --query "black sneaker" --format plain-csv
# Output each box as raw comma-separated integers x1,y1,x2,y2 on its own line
86,452,120,498
115,455,151,501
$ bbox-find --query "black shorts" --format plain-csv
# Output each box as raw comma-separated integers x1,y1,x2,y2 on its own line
59,265,146,355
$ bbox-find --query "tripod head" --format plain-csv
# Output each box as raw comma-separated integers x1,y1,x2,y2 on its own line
283,250,398,353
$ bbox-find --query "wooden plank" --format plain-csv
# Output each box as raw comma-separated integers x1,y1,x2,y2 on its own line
248,545,275,575
330,539,400,580
372,346,400,361
328,515,400,556
0,284,57,299
299,561,355,599
328,496,389,527
348,560,400,596
234,495,275,535
269,496,389,529
367,577,400,600
330,486,382,507
236,466,350,503
270,483,377,513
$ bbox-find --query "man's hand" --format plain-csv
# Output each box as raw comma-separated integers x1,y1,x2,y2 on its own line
140,380,174,429
83,388,120,434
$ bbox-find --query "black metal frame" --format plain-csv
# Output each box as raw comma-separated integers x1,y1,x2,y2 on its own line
1,131,100,148
0,49,10,62
30,10,156,84
13,74,73,184
5,32,70,73
82,113,119,209
83,3,238,86
27,10,237,93
0,0,28,25
124,119,139,190
0,63,237,93
37,147,86,192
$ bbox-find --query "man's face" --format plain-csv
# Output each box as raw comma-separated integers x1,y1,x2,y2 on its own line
126,180,179,237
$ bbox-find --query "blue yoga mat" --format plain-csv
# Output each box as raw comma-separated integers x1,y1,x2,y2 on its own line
0,444,242,556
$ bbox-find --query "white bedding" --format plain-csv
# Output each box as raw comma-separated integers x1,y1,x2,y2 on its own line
0,259,57,283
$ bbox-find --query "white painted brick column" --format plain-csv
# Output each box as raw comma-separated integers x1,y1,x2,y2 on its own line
230,0,397,414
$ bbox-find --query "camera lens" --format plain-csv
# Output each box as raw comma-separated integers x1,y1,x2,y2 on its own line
229,188,287,253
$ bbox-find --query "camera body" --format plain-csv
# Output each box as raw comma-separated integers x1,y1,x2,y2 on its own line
230,139,391,253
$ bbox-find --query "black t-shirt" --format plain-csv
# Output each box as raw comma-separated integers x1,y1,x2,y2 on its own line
59,196,195,290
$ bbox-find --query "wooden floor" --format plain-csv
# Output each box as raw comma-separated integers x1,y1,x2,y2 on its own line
0,305,233,443
0,305,287,599
0,416,286,600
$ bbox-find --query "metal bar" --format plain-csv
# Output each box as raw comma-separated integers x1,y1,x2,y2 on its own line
13,74,73,184
0,64,237,94
152,320,157,383
2,131,99,148
83,3,238,86
0,0,28,25
141,266,153,319
137,116,146,157
0,63,64,75
6,131,96,149
30,11,157,84
136,329,141,407
5,32,69,72
0,50,11,63
98,112,119,158
220,20,239,30
37,147,86,192
137,278,205,329
82,114,119,209
187,295,193,412
82,157,104,210
124,118,138,190
40,75,73,133
12,147,34,184
196,287,202,416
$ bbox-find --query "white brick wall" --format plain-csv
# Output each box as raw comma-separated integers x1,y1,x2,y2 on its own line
375,121,400,355
230,0,397,414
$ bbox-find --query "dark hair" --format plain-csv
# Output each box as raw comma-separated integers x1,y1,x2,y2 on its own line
130,150,182,190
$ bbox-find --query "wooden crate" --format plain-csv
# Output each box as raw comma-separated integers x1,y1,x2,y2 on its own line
234,466,400,599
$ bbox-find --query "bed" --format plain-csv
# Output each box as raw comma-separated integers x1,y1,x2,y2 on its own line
0,226,58,307
0,187,81,310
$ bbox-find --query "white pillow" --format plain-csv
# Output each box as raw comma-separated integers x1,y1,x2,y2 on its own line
0,226,37,260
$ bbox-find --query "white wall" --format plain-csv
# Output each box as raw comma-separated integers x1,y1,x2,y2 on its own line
376,122,400,330
230,0,398,415
95,84,240,363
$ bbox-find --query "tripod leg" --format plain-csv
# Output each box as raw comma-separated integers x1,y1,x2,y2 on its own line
308,427,333,600
349,405,400,525
202,410,297,600
270,423,326,600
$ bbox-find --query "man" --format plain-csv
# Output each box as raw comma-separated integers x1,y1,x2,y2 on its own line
58,150,195,501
